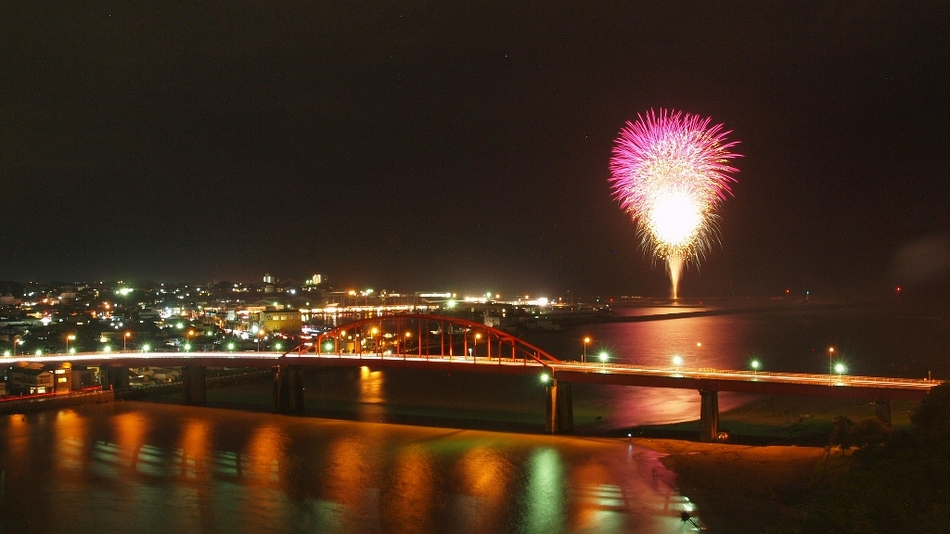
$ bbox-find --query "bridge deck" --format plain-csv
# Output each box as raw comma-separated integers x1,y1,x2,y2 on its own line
6,351,939,401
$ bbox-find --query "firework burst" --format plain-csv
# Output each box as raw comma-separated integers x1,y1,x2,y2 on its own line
609,109,740,297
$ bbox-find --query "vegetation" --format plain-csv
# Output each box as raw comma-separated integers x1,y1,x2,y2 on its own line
795,383,950,532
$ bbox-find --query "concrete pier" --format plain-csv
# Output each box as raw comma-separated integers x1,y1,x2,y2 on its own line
274,365,305,414
699,389,720,442
99,365,130,391
182,366,207,405
545,379,573,434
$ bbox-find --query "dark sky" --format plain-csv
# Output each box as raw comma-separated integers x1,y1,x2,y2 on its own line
2,2,949,298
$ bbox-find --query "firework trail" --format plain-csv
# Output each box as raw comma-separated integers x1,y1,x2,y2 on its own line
609,109,740,298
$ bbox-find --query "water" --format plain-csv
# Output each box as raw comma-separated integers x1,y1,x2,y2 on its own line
0,403,695,533
520,302,949,431
1,303,946,532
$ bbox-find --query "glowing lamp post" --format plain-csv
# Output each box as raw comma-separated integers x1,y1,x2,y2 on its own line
672,355,684,375
828,347,835,384
583,336,591,363
751,359,760,377
66,334,76,354
835,363,847,383
474,332,481,358
123,331,131,352
598,351,609,368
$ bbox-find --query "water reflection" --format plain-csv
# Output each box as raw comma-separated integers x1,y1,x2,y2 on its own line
455,445,514,532
385,444,435,534
360,366,384,404
0,404,703,533
325,433,380,530
179,418,212,479
523,448,565,534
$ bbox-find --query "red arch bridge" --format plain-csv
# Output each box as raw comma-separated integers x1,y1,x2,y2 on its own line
6,314,941,441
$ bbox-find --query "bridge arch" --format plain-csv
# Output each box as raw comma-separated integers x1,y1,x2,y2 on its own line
306,314,561,367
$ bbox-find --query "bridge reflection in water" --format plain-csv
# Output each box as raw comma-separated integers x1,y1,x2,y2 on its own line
0,401,699,533
7,314,941,441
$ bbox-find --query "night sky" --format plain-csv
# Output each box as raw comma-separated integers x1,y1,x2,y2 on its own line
2,2,949,298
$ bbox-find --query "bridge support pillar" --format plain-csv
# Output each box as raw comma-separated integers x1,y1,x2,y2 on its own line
274,365,305,415
99,365,130,391
875,399,891,426
545,379,573,434
699,390,719,442
182,366,207,405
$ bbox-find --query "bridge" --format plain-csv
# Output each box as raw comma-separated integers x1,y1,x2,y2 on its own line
3,314,941,441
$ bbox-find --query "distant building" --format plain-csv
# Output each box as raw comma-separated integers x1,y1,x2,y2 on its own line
8,366,59,395
257,309,302,333
263,273,274,284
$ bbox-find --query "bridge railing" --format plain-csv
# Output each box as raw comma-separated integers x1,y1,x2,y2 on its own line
287,350,544,368
547,360,937,388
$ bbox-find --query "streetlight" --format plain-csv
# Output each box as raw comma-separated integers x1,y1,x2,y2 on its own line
598,351,608,367
750,359,760,377
66,334,76,354
404,331,412,356
672,355,684,375
474,332,481,358
835,362,847,383
583,336,591,363
123,331,131,352
828,347,835,384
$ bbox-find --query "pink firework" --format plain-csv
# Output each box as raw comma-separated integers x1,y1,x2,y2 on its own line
609,109,741,264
